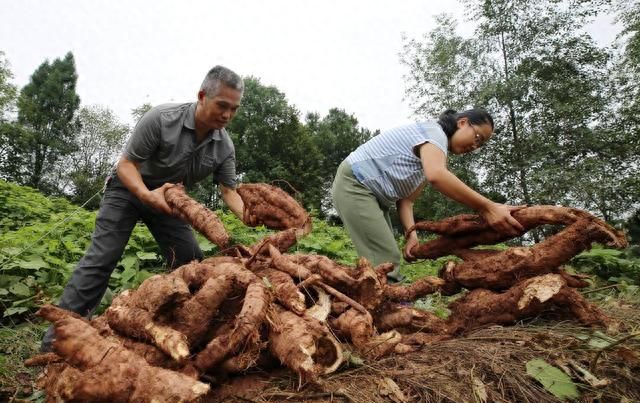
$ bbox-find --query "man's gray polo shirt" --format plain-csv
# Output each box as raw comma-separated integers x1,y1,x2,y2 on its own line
118,102,237,190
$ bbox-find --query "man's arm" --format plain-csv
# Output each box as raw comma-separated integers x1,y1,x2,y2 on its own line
116,156,173,215
220,184,244,220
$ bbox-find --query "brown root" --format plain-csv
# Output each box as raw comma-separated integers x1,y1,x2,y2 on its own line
106,304,190,362
411,205,627,259
383,276,449,302
375,307,447,333
172,274,234,346
269,245,312,280
165,184,229,248
194,280,272,372
268,305,343,381
333,308,401,359
37,305,210,401
351,257,384,310
128,273,190,314
445,274,613,334
24,352,62,367
447,219,616,290
258,268,306,315
237,183,311,232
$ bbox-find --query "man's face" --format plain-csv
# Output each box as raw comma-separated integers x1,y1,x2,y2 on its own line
197,85,242,130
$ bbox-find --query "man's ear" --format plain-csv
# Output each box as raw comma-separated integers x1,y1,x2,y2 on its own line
197,90,206,102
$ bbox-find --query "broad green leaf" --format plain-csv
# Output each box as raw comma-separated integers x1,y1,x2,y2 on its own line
136,251,158,261
0,275,22,287
0,247,21,256
326,240,344,253
16,257,49,270
121,267,136,283
136,270,155,284
9,282,32,297
120,255,138,271
198,240,215,252
526,359,580,400
0,288,8,296
3,306,29,317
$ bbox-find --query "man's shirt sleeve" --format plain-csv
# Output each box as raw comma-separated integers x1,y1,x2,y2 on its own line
215,151,238,188
124,108,162,162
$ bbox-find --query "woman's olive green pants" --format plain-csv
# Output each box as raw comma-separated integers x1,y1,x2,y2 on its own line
331,160,405,282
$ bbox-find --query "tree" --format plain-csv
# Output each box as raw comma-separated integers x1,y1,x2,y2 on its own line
131,103,153,124
226,77,324,211
401,1,636,223
0,122,31,182
0,53,23,180
54,105,129,208
16,52,80,192
0,51,17,121
306,108,374,213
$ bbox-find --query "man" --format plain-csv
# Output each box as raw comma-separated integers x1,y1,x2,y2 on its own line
42,65,245,351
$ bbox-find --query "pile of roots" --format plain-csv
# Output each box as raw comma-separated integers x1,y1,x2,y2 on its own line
26,184,628,402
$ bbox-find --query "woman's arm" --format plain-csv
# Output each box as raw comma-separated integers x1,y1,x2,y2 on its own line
418,143,524,235
397,197,420,261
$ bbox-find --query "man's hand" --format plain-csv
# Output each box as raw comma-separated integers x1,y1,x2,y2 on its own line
480,202,525,236
139,183,174,215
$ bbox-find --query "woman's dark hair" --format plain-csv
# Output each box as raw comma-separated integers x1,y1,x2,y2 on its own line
437,108,494,138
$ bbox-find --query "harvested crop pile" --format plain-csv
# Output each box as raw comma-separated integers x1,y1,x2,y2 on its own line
27,193,628,402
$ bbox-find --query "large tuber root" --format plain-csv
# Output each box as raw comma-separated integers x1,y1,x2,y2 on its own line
442,219,617,290
37,305,210,402
194,280,271,372
237,183,312,233
445,274,613,334
172,274,234,346
268,305,343,382
258,268,306,315
333,308,402,359
165,184,229,248
105,281,191,362
410,205,628,259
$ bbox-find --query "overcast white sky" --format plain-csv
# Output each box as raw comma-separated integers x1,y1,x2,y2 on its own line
0,0,620,132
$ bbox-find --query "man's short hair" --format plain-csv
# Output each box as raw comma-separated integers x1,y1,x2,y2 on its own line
200,65,244,97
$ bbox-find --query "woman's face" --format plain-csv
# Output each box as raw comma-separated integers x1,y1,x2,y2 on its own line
448,118,494,155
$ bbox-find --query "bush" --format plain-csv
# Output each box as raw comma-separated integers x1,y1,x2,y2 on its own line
570,245,640,284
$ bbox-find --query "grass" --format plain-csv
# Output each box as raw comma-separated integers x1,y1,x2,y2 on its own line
0,320,46,401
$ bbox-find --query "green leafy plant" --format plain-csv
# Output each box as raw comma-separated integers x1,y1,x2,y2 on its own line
570,245,640,284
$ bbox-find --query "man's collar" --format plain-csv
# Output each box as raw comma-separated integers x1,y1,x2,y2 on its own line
185,102,223,140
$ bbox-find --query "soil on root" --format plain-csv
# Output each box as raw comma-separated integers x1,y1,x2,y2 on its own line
204,302,640,403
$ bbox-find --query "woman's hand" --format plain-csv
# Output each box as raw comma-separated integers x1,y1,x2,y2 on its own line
480,202,525,236
403,231,419,262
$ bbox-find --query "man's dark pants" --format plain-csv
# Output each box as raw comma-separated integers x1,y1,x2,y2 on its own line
41,183,203,351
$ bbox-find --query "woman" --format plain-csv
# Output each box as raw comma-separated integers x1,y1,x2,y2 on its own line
331,108,524,282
